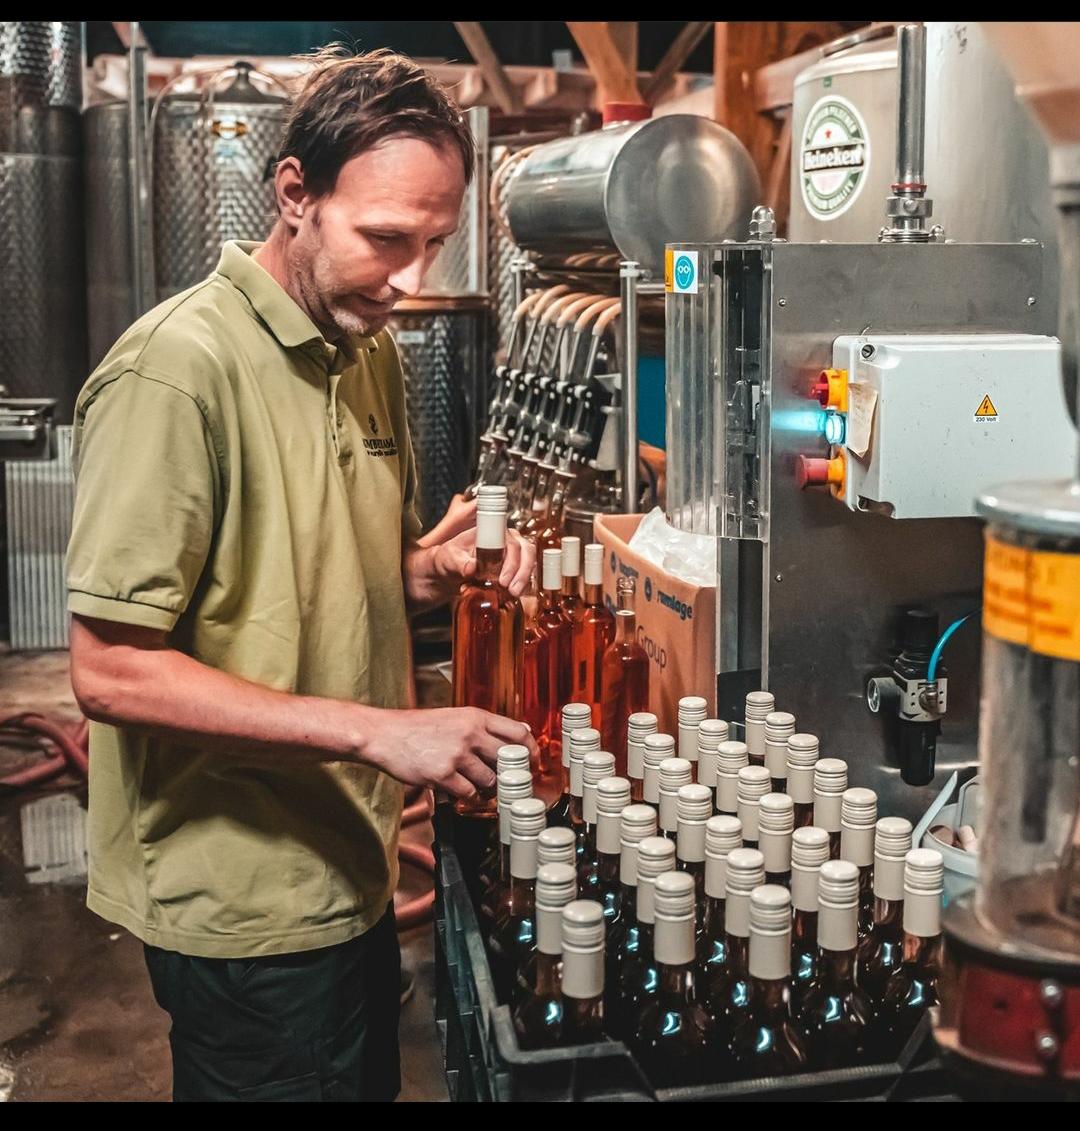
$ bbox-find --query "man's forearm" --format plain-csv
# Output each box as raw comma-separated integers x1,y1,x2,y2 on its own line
71,618,374,765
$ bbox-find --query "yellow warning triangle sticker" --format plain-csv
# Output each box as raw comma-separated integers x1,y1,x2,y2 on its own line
975,394,998,418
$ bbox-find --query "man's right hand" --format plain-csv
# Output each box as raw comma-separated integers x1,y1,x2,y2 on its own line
356,706,537,799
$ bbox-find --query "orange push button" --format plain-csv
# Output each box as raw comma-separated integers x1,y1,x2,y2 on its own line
796,451,846,491
811,368,848,413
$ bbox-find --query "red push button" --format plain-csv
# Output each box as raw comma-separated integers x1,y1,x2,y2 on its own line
796,452,845,490
811,368,848,413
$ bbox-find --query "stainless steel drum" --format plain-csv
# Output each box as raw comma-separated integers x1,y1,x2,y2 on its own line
389,301,486,532
151,62,288,300
506,114,760,277
790,23,1057,269
0,21,86,422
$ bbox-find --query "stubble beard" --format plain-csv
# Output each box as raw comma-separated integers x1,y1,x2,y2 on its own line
289,233,389,341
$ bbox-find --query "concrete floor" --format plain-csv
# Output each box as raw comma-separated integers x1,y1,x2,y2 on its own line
0,648,449,1102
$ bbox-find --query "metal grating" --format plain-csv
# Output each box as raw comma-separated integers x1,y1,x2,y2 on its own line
5,426,74,650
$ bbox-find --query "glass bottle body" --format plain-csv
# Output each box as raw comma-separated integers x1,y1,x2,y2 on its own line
872,932,942,1055
633,962,717,1087
600,611,649,778
610,920,655,1041
537,588,572,785
707,932,751,1037
700,895,726,972
452,546,524,818
489,876,537,1003
856,897,905,1006
562,994,604,1045
729,977,810,1078
513,950,563,1049
571,582,615,731
796,948,872,1069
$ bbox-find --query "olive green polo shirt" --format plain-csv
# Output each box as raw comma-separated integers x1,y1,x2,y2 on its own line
67,240,422,958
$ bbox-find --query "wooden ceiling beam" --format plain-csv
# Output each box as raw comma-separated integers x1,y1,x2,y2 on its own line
453,21,524,115
567,21,641,103
644,21,711,105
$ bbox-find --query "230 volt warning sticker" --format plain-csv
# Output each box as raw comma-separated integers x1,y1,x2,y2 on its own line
974,394,998,422
800,94,870,221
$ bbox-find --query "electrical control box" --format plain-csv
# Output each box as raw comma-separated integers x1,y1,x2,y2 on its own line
831,334,1077,519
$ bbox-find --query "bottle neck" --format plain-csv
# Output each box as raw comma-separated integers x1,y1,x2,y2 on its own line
475,545,504,581
792,907,818,950
584,581,604,606
704,896,726,942
748,975,790,1017
902,930,943,974
596,850,620,883
817,945,858,989
723,933,750,978
656,960,697,1001
873,896,904,929
615,611,636,642
533,949,562,993
562,575,581,601
509,874,536,910
540,586,562,613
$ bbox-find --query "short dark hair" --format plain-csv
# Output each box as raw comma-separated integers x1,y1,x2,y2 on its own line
279,45,475,197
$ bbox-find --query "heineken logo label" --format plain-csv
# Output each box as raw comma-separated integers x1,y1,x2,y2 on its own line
800,94,870,221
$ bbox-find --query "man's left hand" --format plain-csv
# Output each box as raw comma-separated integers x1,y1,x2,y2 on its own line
404,494,536,611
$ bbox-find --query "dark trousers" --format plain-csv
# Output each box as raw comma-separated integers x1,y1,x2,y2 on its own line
144,906,401,1102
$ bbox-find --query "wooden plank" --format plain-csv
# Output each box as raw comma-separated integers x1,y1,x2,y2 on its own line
606,22,638,75
753,43,824,112
644,21,711,105
567,21,640,102
453,21,523,115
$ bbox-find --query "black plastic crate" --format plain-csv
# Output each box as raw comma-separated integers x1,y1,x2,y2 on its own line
432,803,949,1102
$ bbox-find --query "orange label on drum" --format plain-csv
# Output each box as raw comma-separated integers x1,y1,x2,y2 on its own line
983,533,1080,661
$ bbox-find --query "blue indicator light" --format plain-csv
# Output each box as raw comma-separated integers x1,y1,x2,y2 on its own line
824,412,846,446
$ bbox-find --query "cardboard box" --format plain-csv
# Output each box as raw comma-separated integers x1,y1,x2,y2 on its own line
593,513,716,735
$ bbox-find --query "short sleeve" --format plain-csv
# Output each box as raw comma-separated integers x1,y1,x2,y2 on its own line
67,371,220,632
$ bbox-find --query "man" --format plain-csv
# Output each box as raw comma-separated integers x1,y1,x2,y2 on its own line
66,47,536,1102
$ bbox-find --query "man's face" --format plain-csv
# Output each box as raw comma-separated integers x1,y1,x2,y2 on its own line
287,135,466,339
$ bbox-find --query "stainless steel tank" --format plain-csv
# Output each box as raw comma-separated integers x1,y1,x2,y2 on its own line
0,21,86,422
84,101,135,368
506,114,761,277
790,23,1057,270
151,62,288,300
388,301,486,532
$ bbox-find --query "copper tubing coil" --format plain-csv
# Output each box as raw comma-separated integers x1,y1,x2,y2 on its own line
0,712,90,788
394,840,436,930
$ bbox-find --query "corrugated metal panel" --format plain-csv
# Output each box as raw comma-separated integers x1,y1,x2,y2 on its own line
5,426,74,650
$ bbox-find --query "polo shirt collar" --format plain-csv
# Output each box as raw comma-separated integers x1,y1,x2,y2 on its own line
216,241,380,358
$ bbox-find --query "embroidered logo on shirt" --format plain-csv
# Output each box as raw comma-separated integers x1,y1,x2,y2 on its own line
363,415,397,458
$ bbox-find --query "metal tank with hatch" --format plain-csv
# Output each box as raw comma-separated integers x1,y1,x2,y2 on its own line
151,61,289,301
790,23,1059,293
506,113,761,277
0,20,86,421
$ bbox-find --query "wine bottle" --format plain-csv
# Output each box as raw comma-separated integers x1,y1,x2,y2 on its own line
840,787,878,936
604,803,657,987
786,733,820,829
549,701,593,828
857,816,913,1007
490,796,547,1002
696,718,729,801
759,792,795,886
579,749,616,881
632,871,717,1087
572,544,615,729
581,773,630,924
764,710,796,793
537,548,573,784
743,690,774,768
560,536,584,623
813,758,848,859
715,740,749,817
567,725,601,846
790,825,831,1010
480,767,533,937
677,695,708,770
729,885,809,1078
706,846,765,1037
512,862,578,1045
641,732,675,815
736,764,771,849
478,744,533,899
676,783,713,929
701,814,742,973
560,900,606,1045
600,576,649,777
873,848,944,1056
626,712,658,804
795,860,872,1069
610,835,675,1039
452,484,525,817
658,757,693,843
